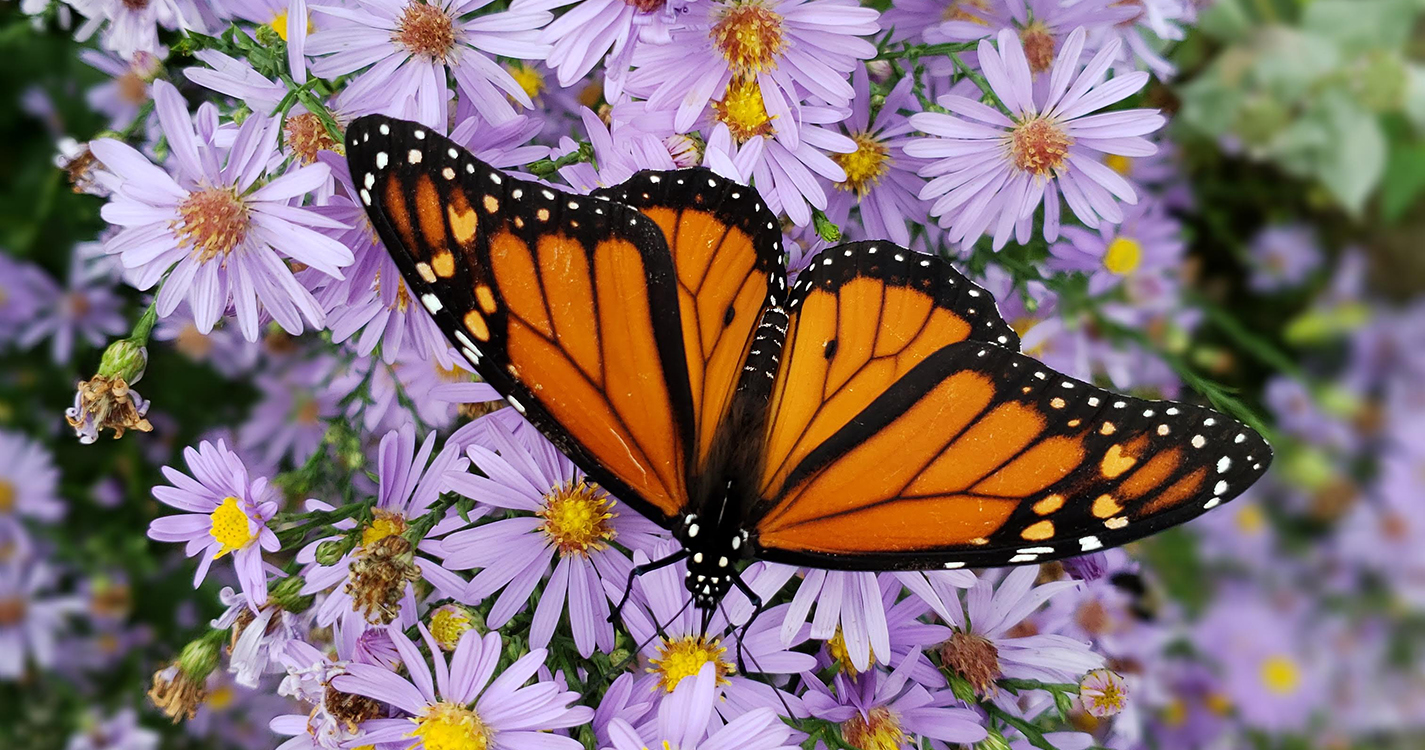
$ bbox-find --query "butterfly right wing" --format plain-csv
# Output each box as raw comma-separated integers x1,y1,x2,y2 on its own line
756,241,1020,499
345,115,695,524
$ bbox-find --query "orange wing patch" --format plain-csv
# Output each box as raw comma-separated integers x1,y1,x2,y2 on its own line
759,243,1018,499
753,342,1273,569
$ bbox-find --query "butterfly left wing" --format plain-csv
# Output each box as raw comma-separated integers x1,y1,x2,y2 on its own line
593,168,786,475
344,115,696,525
749,342,1272,570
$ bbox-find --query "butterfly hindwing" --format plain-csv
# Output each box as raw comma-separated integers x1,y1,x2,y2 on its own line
757,242,1021,499
344,115,696,523
593,168,788,474
751,341,1272,569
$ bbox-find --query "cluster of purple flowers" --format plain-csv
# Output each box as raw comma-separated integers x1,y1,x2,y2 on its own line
5,0,1424,749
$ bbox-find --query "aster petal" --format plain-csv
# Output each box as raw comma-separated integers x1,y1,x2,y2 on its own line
333,663,428,714
89,139,186,202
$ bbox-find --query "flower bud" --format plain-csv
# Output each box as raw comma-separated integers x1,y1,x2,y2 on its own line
429,603,481,651
149,631,223,722
269,575,314,613
1079,668,1129,718
663,133,705,169
1062,551,1109,582
314,539,351,566
97,337,148,383
974,727,1012,750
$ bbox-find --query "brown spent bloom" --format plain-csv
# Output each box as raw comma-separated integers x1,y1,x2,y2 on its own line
325,683,383,731
345,534,422,625
284,112,340,164
66,375,153,442
940,630,1003,696
148,663,207,723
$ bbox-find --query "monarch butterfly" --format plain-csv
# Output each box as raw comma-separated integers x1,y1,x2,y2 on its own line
344,114,1271,627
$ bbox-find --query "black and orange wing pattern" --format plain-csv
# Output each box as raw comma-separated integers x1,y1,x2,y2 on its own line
344,115,696,523
593,169,787,474
751,341,1272,570
757,241,1021,500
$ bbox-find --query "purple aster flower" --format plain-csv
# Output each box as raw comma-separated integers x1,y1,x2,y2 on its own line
559,107,680,192
802,654,988,748
906,28,1165,250
150,299,263,375
94,80,353,342
329,348,471,433
18,253,126,364
213,586,307,688
271,629,384,750
937,567,1103,701
183,49,289,112
332,626,594,750
308,0,553,127
605,663,801,750
80,49,162,131
299,426,470,627
0,254,52,344
0,561,82,679
65,708,160,750
923,0,1134,76
535,0,689,97
701,96,857,227
1079,668,1129,718
66,0,198,59
824,67,929,247
628,0,880,130
1191,486,1279,569
1247,224,1323,292
238,357,344,468
147,439,279,606
438,420,666,657
1087,0,1192,79
0,430,63,542
227,0,311,82
619,542,810,719
1189,590,1328,733
1047,199,1184,294
1038,550,1172,662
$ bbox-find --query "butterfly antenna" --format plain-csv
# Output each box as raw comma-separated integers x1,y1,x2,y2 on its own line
609,549,688,627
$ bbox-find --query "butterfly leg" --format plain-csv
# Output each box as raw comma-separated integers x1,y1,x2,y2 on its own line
609,549,689,627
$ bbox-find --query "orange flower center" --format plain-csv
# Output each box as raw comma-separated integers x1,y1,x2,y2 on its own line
174,187,251,262
711,0,786,76
1008,117,1072,177
395,2,457,62
1019,21,1056,73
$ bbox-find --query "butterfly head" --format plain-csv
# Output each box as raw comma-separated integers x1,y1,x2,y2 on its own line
677,512,750,613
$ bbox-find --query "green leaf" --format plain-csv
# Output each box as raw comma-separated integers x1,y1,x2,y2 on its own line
1378,141,1425,222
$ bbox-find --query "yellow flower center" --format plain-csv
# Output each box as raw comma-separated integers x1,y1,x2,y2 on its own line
1235,504,1266,535
711,0,786,76
834,132,891,198
395,1,457,62
826,627,876,676
429,604,475,651
1259,655,1302,695
1018,20,1056,73
1008,117,1072,177
269,9,314,41
1105,153,1133,176
175,187,251,263
538,481,617,556
409,701,489,750
841,706,905,750
649,636,734,692
942,0,989,22
506,63,546,101
1161,697,1187,727
206,685,236,711
0,479,15,514
1082,670,1128,716
713,77,776,143
1205,692,1233,715
1103,236,1143,276
210,496,256,558
361,510,409,550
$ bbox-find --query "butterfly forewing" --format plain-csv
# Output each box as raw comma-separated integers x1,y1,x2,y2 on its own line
593,169,788,474
757,241,1021,499
751,341,1272,569
345,114,696,524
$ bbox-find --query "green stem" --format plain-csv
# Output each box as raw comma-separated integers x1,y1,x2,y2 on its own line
872,41,979,61
950,51,1009,114
131,297,159,344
